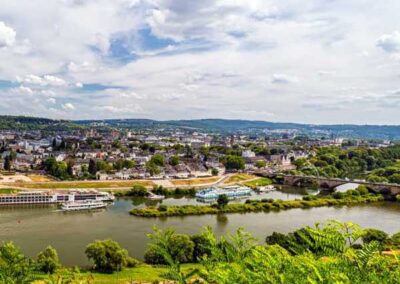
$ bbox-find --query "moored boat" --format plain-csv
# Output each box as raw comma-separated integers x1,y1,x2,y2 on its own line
61,200,107,211
0,190,114,205
257,185,276,193
147,192,165,200
195,185,252,200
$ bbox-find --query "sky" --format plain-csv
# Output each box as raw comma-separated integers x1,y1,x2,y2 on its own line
0,0,400,124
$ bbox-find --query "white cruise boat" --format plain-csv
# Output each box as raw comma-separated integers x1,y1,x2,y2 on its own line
195,185,252,200
61,200,107,211
0,190,114,205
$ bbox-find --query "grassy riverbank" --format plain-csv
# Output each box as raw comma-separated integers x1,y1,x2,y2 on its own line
10,180,154,189
34,264,201,284
130,194,384,217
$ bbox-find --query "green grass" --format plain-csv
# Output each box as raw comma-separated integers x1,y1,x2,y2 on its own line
244,177,273,188
223,174,257,184
130,194,385,217
0,188,19,194
34,264,201,284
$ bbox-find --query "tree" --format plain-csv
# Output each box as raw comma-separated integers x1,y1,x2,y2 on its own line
4,155,11,171
36,246,60,274
85,239,128,273
224,155,245,171
255,160,267,169
88,159,97,175
211,168,219,176
217,194,229,208
67,160,75,177
145,227,198,283
127,184,148,197
145,228,195,264
169,155,180,166
0,242,34,283
150,154,165,167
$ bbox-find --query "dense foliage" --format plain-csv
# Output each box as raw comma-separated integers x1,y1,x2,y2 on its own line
146,221,400,283
36,246,60,274
2,220,400,283
85,239,129,273
293,145,400,181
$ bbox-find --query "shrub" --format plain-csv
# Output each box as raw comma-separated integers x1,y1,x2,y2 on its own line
126,257,140,268
85,239,128,273
144,247,165,264
158,205,168,212
356,185,369,195
332,192,345,199
127,185,148,197
36,246,60,274
362,229,389,248
391,232,400,248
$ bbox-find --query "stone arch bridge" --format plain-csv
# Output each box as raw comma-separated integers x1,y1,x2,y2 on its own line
256,173,400,198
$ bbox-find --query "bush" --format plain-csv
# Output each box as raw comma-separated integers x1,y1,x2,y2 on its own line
332,192,345,199
36,246,60,274
396,194,400,202
362,229,389,248
356,185,369,195
127,185,148,197
144,247,165,264
145,231,195,264
302,195,315,201
126,257,140,268
391,232,400,248
85,239,128,273
158,205,168,212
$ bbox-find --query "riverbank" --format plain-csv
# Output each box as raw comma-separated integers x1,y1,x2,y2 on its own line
130,194,385,217
34,264,201,284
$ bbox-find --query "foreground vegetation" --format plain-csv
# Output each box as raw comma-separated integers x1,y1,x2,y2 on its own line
130,190,384,217
3,220,400,283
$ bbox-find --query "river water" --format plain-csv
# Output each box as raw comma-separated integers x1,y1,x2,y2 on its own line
0,187,399,266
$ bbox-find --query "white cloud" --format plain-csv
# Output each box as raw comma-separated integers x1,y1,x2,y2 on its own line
16,74,66,86
61,103,75,110
271,74,299,84
11,86,33,95
0,0,400,123
377,31,400,53
0,22,16,47
47,97,56,104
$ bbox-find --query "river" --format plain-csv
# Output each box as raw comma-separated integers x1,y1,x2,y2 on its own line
0,187,399,266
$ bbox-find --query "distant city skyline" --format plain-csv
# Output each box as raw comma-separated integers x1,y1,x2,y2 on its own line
0,0,400,124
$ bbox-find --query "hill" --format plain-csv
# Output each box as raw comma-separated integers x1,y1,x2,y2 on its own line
1,116,400,139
